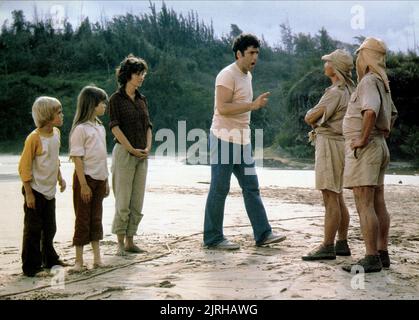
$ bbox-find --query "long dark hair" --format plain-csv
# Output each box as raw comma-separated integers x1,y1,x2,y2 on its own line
70,85,108,141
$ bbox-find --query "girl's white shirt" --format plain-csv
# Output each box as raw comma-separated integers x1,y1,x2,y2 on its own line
70,121,108,181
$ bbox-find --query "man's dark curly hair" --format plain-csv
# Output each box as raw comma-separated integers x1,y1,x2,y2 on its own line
232,33,260,60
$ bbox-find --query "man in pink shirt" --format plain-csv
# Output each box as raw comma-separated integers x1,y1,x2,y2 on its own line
204,33,286,250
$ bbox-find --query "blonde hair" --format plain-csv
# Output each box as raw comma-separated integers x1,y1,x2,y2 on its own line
32,96,62,128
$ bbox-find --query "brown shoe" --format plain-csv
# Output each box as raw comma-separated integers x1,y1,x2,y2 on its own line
302,244,336,261
342,255,382,273
378,250,390,268
335,240,351,256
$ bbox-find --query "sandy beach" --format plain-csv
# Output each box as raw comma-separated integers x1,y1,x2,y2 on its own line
0,155,418,300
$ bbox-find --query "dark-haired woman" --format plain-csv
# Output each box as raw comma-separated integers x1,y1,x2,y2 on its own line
109,54,152,256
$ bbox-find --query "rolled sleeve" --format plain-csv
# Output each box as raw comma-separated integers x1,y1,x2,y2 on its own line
109,96,121,129
359,77,381,116
143,96,153,130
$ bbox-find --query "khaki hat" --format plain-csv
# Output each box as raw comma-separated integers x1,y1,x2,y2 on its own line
356,37,390,92
356,37,387,54
321,49,354,71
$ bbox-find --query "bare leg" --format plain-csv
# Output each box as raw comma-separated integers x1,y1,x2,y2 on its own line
73,246,84,271
116,234,126,256
91,241,104,268
374,185,390,251
125,236,144,253
125,236,135,248
301,189,340,261
322,190,341,246
337,192,350,241
353,186,378,256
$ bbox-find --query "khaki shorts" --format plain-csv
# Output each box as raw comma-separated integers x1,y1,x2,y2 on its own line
315,134,345,193
343,135,390,189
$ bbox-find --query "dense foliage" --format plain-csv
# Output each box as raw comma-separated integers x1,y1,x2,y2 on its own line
1,3,418,161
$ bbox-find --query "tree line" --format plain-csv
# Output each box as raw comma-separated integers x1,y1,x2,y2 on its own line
0,3,418,162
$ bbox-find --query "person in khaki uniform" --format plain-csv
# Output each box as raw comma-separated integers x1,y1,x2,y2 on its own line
341,38,398,273
302,49,355,261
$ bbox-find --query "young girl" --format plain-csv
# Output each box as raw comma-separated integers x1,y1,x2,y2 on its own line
69,86,109,271
18,96,67,277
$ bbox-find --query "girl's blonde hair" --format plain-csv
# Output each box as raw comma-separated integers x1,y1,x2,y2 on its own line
70,85,108,135
32,96,62,128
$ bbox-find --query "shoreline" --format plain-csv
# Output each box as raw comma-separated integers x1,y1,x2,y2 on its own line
1,153,418,174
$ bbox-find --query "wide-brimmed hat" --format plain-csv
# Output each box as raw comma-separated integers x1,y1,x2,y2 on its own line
321,49,355,88
322,49,354,71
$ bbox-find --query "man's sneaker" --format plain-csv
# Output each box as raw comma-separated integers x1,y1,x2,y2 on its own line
207,239,240,250
257,232,286,246
302,244,336,261
335,240,351,256
378,250,390,268
342,255,382,273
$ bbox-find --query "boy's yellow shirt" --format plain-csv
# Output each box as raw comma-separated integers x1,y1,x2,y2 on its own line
18,128,61,182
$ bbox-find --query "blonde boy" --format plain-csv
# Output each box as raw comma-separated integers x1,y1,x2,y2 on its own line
18,96,67,277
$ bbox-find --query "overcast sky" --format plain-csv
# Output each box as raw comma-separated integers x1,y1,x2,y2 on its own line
1,1,418,52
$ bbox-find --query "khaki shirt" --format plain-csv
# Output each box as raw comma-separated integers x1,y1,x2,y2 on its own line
343,72,398,138
306,83,351,136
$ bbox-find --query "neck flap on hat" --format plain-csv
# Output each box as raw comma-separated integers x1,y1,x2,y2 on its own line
356,48,390,92
333,66,355,91
325,51,355,91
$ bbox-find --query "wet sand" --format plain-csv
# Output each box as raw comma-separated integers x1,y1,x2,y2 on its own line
0,157,418,300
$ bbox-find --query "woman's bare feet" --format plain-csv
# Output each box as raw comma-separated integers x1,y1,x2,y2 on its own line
116,244,126,256
124,245,146,253
125,236,146,253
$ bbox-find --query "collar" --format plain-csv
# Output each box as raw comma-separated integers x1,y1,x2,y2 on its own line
85,120,100,127
36,127,56,138
118,86,145,100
